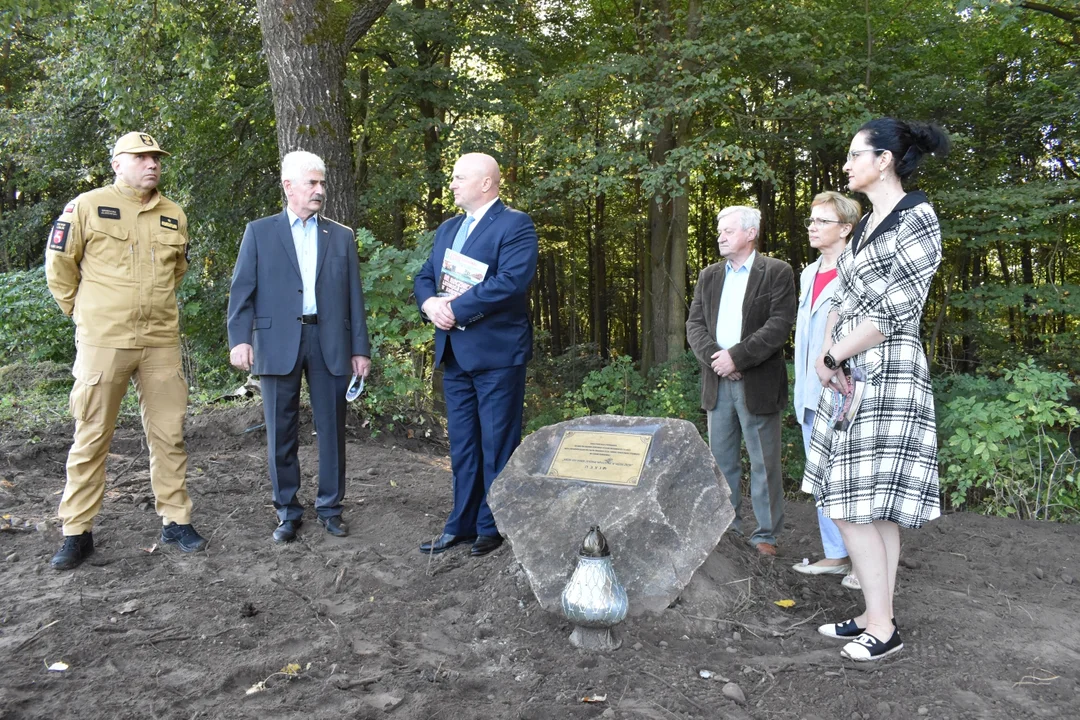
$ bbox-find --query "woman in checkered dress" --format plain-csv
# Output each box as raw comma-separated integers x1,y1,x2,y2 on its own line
801,118,950,662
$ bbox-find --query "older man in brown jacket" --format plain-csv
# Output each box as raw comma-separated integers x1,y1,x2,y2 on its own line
686,205,796,556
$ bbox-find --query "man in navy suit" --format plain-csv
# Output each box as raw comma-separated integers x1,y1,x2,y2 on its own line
414,153,538,558
227,151,371,543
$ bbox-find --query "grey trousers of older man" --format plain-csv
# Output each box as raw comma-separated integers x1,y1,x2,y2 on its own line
707,378,785,547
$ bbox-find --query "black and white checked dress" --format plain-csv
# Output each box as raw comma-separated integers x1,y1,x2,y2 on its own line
801,191,941,528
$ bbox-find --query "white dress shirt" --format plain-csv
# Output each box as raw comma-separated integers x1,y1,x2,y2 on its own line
715,250,756,350
287,208,319,315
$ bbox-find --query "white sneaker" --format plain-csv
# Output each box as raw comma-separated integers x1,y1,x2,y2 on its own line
792,560,851,576
841,630,904,661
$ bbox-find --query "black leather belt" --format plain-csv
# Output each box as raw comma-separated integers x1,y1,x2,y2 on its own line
300,314,318,324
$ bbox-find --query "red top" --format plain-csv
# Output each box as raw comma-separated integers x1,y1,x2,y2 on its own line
811,267,837,306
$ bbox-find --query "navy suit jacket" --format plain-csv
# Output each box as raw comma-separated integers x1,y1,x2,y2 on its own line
414,199,538,372
227,210,370,376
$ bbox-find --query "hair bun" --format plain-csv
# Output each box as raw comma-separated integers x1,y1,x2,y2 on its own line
908,122,951,157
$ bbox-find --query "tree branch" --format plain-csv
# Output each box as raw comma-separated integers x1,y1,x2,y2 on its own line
1021,2,1079,25
376,50,398,70
345,0,394,50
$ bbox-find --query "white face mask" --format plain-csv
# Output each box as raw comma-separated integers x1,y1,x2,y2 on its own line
345,374,365,402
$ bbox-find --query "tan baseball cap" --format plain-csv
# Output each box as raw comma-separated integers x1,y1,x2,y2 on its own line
112,132,170,158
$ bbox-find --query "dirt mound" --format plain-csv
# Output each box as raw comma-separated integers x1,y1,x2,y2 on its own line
1,407,1078,719
0,361,71,394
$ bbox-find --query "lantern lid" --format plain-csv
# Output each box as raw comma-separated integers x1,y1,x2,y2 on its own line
579,526,611,557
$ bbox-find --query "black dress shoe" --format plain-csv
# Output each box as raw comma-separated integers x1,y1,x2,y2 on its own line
50,532,94,571
318,515,348,537
273,519,302,544
419,533,477,554
471,535,504,557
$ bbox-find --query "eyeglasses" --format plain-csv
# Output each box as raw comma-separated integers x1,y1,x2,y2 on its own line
846,148,883,162
804,217,845,228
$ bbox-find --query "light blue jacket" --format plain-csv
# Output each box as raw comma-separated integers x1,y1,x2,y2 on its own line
793,257,839,425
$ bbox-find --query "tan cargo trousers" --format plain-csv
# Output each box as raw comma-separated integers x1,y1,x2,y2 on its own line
59,344,192,535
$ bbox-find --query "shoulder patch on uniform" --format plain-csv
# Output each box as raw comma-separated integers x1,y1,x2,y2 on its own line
97,206,121,220
64,201,76,214
48,221,71,252
160,216,179,230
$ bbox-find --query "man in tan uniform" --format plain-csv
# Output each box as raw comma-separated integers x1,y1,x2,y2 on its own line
44,131,207,570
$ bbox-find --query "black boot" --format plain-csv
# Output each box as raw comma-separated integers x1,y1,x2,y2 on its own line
50,532,94,570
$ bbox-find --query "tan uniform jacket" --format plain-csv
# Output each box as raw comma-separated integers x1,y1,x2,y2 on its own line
45,183,189,348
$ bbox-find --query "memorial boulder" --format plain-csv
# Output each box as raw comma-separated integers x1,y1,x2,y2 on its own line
488,415,734,615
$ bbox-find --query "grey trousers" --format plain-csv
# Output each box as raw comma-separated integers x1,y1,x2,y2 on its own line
707,378,785,546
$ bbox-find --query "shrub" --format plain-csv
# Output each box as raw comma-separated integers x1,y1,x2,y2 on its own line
0,267,75,365
937,360,1079,521
355,229,434,425
525,350,702,433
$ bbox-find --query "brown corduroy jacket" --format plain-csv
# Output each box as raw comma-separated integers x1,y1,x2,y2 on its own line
686,252,797,416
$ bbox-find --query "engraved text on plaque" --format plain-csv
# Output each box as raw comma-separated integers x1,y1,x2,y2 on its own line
547,430,652,486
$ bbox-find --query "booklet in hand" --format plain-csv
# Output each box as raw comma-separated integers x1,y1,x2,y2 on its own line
437,248,489,330
829,366,866,432
438,248,488,298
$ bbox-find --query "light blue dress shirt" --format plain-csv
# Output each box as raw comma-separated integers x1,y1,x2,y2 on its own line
287,208,319,315
715,250,756,349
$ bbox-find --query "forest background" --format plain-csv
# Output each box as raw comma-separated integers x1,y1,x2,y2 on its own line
0,0,1077,522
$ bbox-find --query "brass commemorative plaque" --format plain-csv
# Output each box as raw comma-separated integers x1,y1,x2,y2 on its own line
547,430,653,486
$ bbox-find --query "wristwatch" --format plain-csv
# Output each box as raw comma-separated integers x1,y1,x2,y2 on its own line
823,351,840,370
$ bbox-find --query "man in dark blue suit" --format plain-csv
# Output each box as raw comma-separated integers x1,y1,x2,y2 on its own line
227,151,371,543
414,153,538,558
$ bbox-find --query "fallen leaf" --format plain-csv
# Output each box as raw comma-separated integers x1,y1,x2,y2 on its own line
389,479,398,487
280,663,301,676
581,694,607,703
46,661,69,672
773,599,796,608
0,479,14,488
141,543,158,554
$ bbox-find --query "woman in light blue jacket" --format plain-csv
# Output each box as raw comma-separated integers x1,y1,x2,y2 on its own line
792,191,861,587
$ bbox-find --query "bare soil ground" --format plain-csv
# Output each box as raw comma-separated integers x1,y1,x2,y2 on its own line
1,403,1078,720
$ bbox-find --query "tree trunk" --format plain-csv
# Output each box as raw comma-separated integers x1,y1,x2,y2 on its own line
355,66,371,226
412,0,449,229
544,253,564,355
256,0,391,228
645,124,671,371
591,193,610,358
1020,239,1037,351
642,0,699,371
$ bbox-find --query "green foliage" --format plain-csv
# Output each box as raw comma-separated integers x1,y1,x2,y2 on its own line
525,350,702,433
526,352,808,489
938,360,1080,522
0,267,75,365
2,0,1079,526
354,229,433,424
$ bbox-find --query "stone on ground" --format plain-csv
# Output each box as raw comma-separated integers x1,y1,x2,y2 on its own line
488,414,733,616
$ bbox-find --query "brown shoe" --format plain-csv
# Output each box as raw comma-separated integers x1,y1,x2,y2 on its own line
755,542,777,556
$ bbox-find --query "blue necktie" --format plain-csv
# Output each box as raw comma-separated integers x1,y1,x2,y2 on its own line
451,215,474,253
